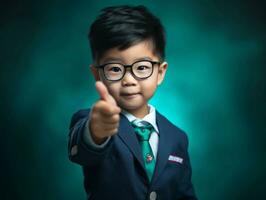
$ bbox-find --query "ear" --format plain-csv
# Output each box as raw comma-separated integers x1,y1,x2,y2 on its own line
157,61,168,85
90,64,101,81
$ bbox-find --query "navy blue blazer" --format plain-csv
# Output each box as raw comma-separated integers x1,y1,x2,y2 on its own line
68,109,197,200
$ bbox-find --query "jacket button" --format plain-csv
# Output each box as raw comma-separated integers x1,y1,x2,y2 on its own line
149,191,157,200
71,145,78,156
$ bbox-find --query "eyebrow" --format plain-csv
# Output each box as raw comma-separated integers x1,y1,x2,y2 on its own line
101,56,153,64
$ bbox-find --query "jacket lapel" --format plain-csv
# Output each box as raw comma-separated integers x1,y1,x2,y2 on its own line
117,114,146,172
151,111,173,185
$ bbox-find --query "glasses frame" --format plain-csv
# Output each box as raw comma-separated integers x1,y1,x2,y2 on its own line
94,60,161,81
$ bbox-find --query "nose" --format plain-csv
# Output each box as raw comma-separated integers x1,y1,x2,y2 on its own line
121,69,137,86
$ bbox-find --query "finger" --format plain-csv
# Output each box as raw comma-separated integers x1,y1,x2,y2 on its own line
92,101,121,119
95,81,109,101
97,101,121,116
95,81,117,106
98,123,119,130
101,114,120,124
103,128,118,135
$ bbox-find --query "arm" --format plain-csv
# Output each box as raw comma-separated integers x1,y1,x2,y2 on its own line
83,113,111,148
68,109,113,167
68,81,121,167
178,133,198,200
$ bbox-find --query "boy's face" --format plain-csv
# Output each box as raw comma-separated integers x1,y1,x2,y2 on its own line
91,40,168,118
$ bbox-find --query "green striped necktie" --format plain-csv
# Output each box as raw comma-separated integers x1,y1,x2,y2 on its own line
131,120,156,182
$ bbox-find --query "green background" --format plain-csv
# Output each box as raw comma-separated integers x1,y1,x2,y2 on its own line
1,0,266,199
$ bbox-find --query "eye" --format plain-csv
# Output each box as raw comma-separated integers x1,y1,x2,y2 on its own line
137,65,149,70
105,64,123,73
109,66,122,72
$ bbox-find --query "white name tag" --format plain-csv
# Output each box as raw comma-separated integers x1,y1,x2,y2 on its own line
168,155,183,164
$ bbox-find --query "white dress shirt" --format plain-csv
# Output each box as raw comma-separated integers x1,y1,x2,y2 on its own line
84,104,159,159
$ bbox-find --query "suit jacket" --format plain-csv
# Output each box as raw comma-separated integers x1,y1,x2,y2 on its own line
68,109,197,200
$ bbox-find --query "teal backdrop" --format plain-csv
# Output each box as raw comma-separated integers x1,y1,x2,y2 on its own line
1,0,266,199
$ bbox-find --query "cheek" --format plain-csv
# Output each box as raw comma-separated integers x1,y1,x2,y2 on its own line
105,83,120,97
141,79,158,96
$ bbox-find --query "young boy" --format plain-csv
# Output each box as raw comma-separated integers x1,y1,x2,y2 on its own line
68,5,197,200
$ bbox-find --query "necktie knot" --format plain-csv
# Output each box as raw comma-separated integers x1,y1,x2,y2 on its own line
131,120,154,141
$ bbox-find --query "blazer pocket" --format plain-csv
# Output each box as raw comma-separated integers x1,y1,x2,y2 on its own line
166,154,186,171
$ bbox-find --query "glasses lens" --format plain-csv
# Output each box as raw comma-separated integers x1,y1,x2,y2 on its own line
104,63,124,81
132,61,153,78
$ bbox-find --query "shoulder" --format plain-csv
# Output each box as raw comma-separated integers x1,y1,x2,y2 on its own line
156,111,189,145
69,108,91,129
72,108,91,118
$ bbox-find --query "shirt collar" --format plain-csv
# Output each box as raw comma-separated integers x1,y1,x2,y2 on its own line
121,104,159,133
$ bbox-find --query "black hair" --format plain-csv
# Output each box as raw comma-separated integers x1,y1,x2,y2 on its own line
89,5,166,62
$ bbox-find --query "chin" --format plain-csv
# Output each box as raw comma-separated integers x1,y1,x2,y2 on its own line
120,104,140,111
119,102,146,112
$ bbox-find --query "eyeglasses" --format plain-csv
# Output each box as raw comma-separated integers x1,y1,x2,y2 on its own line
95,60,161,81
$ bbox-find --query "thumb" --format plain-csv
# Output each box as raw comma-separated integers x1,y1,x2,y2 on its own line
95,81,117,106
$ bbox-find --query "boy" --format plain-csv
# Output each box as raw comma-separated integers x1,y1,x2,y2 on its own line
68,5,197,200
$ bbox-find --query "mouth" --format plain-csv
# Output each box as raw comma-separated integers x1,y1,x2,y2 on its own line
120,92,141,97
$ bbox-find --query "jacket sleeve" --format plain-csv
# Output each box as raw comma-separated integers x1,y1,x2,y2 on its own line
178,133,198,200
68,109,114,167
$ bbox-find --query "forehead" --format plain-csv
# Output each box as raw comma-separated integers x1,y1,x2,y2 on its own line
98,40,158,64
